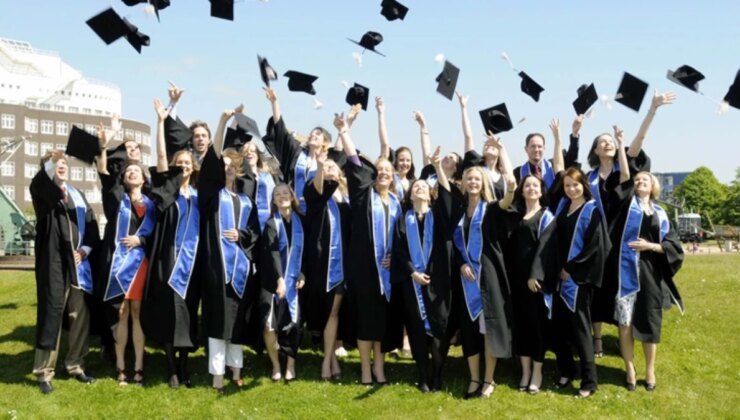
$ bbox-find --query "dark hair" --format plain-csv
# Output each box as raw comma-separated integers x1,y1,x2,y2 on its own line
189,120,211,139
562,167,593,201
270,183,303,216
402,178,436,209
525,133,546,148
394,147,416,180
121,162,152,195
312,126,333,145
587,133,616,168
512,174,548,210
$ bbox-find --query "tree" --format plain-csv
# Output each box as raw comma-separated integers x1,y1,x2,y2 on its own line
719,168,740,226
674,166,729,227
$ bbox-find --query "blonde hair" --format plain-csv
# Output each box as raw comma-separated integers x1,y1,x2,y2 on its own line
462,166,494,203
169,150,199,186
223,148,245,178
636,171,661,200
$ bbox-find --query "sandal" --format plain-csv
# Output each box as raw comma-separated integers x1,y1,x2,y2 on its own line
481,381,495,398
593,336,604,358
116,369,128,386
133,369,144,386
232,378,244,388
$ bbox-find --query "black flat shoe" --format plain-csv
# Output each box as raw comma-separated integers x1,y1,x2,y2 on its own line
645,382,656,392
38,381,53,394
74,373,96,384
625,381,636,392
518,384,528,392
555,377,573,389
463,380,482,400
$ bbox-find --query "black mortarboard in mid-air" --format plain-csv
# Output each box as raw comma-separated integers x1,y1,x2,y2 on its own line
572,83,598,115
345,83,370,110
723,69,740,110
348,31,386,57
258,55,278,87
224,127,253,150
234,113,262,139
210,0,234,21
479,103,513,135
615,72,649,112
86,8,150,53
66,126,102,165
667,65,705,93
435,60,459,101
284,71,318,95
121,0,170,21
518,71,544,102
380,0,408,21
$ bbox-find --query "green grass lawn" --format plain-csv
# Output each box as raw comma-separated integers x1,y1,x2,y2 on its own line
1,254,739,419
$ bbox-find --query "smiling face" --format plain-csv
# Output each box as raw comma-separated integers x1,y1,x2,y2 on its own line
594,134,616,159
395,149,413,177
242,143,258,167
410,179,431,204
525,135,545,164
272,184,294,210
374,159,394,190
54,157,68,182
123,164,145,189
563,175,584,201
174,152,194,177
124,140,142,162
522,175,543,201
192,126,210,154
223,156,237,182
464,167,484,197
634,172,655,199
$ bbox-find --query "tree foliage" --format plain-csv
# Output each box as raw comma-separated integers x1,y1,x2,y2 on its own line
719,168,740,226
674,166,729,226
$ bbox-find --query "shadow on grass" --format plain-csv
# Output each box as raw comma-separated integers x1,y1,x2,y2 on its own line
0,303,19,310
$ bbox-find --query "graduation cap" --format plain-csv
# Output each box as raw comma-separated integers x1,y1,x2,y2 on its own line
615,72,649,112
518,71,544,102
234,113,262,139
479,103,513,135
380,0,408,21
345,83,370,110
258,55,278,87
572,83,598,115
86,8,150,53
723,69,740,110
224,127,253,150
667,65,705,93
66,126,102,165
284,71,318,95
348,31,386,57
435,60,459,101
121,0,170,22
210,0,234,21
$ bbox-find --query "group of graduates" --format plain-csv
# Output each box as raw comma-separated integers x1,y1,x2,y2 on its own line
30,82,685,399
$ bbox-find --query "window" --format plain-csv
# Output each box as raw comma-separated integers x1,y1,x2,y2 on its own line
55,143,66,150
85,189,101,204
25,163,38,178
71,167,83,181
1,185,14,200
0,161,14,176
135,131,142,144
39,103,51,110
1,114,15,129
40,143,53,155
85,124,97,136
24,141,38,156
40,120,54,134
56,121,69,136
141,154,150,165
141,133,150,145
54,105,64,112
25,101,36,108
25,118,38,133
85,168,97,182
82,108,92,114
68,106,79,113
124,129,135,141
115,130,124,141
24,187,31,202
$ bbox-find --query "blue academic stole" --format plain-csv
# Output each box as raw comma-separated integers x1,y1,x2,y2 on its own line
256,171,276,232
618,197,669,299
536,209,556,319
167,187,200,299
393,174,406,201
371,189,401,302
294,150,316,213
325,198,344,292
588,164,619,224
405,210,434,334
218,188,253,298
452,200,486,321
65,185,94,294
520,160,555,189
555,199,598,312
274,212,304,323
104,193,156,301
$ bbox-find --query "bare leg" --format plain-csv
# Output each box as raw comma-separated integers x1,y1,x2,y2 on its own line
115,300,130,382
322,294,342,379
285,356,296,381
618,325,636,386
482,340,497,397
643,342,657,385
530,361,543,392
372,341,386,383
357,339,372,384
519,356,532,389
130,300,145,382
263,329,281,380
466,354,480,394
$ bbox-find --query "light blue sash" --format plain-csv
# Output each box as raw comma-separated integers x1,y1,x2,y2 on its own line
536,209,556,319
104,193,156,301
371,189,401,302
452,200,486,321
425,174,438,188
520,159,555,189
393,174,406,200
588,163,619,224
274,212,304,323
167,187,200,299
65,185,94,294
325,198,344,292
618,197,670,299
555,199,598,312
294,151,316,213
256,172,275,232
218,188,253,298
405,210,434,334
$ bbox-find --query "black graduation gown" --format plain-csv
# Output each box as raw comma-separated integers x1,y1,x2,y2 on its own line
344,156,398,344
609,180,684,343
30,170,99,349
451,194,514,359
303,180,351,333
164,115,194,162
391,185,464,342
198,147,260,343
460,151,507,200
141,168,201,348
262,116,303,187
513,134,581,185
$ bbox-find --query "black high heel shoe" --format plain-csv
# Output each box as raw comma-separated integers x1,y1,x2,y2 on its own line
463,380,482,399
645,382,656,391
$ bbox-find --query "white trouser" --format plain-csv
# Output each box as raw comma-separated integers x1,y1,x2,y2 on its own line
208,338,243,375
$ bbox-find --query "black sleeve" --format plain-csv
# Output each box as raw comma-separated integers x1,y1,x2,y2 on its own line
391,215,415,282
82,195,101,251
99,172,125,221
434,184,464,236
164,116,192,161
627,148,651,174
563,134,580,169
197,146,225,207
304,179,338,217
327,148,348,169
607,178,635,222
344,155,375,203
260,219,283,294
150,167,185,212
530,218,559,293
564,210,611,286
105,143,128,178
239,204,261,262
546,170,566,211
513,164,523,184
30,168,63,216
419,164,436,180
262,116,303,181
661,225,684,279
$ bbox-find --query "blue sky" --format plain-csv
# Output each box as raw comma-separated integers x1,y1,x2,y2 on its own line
2,0,738,182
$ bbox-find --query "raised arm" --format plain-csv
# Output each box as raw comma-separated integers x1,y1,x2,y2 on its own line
213,104,243,157
376,96,390,159
346,103,361,129
455,92,474,153
428,146,449,192
334,112,357,158
265,87,282,123
313,152,326,195
154,99,170,173
614,125,630,183
549,118,564,173
414,111,431,166
627,90,676,157
484,132,517,209
95,122,110,175
166,81,184,119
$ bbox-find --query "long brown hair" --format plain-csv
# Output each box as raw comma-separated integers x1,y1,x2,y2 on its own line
512,174,548,209
562,167,593,201
270,183,303,216
394,146,416,180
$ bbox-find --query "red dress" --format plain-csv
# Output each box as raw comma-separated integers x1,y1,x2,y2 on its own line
125,202,148,301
